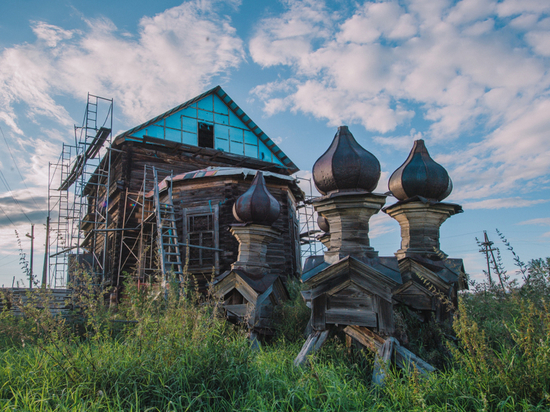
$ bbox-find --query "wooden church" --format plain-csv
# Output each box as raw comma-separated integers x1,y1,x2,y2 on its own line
79,86,303,292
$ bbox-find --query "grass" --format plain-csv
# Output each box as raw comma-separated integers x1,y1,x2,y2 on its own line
0,264,549,411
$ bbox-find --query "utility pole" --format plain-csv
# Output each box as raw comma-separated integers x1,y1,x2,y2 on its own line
25,224,34,289
42,216,50,288
479,231,494,286
479,231,506,291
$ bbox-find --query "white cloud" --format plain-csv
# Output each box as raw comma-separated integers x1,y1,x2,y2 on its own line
496,0,550,17
0,0,245,133
526,31,550,56
369,212,396,239
519,217,550,226
249,0,550,201
249,0,331,68
463,197,549,210
31,21,74,47
373,129,422,150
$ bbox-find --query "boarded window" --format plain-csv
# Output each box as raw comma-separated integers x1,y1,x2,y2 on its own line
198,122,214,148
182,205,219,272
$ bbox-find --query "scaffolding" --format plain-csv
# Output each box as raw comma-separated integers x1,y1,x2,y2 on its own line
296,177,324,261
47,94,113,287
46,93,318,286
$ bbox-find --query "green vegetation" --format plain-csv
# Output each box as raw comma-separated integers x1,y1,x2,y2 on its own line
0,260,549,412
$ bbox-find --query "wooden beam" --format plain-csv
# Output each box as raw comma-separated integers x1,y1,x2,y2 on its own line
372,337,395,387
343,325,384,353
294,329,330,367
343,325,435,386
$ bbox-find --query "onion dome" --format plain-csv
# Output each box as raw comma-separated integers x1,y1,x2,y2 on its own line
388,139,453,201
233,171,281,226
312,126,381,195
317,214,329,233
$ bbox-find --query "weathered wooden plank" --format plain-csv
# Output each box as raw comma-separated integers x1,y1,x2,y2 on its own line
235,279,258,306
394,293,433,311
310,274,349,300
301,290,312,307
224,304,251,318
351,274,393,304
394,344,436,374
215,272,237,297
249,331,261,351
372,337,395,387
343,326,435,383
325,309,377,327
294,329,330,367
376,297,394,335
327,295,373,311
311,294,326,331
343,325,384,353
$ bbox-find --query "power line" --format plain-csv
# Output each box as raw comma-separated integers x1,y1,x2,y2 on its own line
0,127,43,210
0,254,16,262
0,169,33,224
0,257,22,269
0,202,19,228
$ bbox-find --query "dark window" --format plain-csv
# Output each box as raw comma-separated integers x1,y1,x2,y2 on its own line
198,122,214,148
182,205,219,272
188,214,214,267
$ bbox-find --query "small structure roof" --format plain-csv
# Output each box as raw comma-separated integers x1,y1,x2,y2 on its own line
151,166,304,201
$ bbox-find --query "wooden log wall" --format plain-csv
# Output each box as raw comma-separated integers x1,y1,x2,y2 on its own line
82,141,300,289
166,176,300,287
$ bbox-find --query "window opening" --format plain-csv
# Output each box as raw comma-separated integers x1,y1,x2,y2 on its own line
198,122,214,148
183,205,219,272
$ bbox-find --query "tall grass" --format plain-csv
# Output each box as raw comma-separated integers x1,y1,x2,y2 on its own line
0,262,549,411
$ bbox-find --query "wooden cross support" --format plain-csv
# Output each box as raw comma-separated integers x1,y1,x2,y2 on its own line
294,329,330,367
343,325,435,386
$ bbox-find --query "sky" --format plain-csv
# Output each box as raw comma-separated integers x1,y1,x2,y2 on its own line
0,0,549,287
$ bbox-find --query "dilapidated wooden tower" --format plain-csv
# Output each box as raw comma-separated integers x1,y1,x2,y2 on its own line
295,126,468,369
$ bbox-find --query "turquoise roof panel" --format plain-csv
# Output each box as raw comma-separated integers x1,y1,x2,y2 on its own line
115,86,298,173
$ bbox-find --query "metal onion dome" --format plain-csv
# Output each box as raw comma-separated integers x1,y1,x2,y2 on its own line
312,126,381,195
233,171,281,225
388,139,452,201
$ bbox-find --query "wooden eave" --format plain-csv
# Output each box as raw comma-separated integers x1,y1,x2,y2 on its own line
393,279,433,297
306,256,399,303
215,271,259,305
398,258,451,292
116,135,291,170
155,166,304,202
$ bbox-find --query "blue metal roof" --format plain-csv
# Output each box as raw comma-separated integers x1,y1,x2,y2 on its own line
114,86,298,173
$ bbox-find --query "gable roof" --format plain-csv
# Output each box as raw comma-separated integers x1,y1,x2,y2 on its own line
113,86,298,173
304,256,401,303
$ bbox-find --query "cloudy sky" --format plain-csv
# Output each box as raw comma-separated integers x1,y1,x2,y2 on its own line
1,0,549,286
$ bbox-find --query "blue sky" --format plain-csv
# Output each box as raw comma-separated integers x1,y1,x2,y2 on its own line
0,0,549,287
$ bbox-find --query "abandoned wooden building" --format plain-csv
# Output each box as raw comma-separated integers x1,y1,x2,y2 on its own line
61,86,303,292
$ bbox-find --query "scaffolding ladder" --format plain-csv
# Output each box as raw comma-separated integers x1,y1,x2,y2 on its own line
47,143,73,287
296,177,324,261
152,167,183,288
47,93,113,288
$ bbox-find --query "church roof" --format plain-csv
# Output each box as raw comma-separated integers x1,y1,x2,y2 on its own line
113,86,298,173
